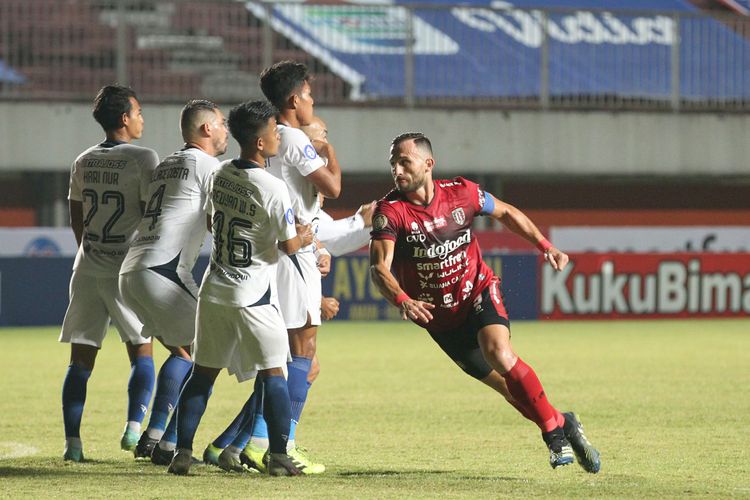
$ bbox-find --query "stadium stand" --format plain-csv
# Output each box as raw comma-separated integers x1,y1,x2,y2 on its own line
0,0,747,109
0,0,350,102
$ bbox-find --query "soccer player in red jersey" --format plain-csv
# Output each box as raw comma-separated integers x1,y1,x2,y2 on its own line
369,132,600,473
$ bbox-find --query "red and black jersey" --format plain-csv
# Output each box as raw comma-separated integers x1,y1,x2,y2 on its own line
371,177,497,333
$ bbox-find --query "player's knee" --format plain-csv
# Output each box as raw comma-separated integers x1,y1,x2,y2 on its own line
70,343,98,370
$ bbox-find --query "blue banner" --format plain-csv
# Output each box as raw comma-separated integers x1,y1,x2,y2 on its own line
321,253,539,321
0,253,538,327
249,0,750,100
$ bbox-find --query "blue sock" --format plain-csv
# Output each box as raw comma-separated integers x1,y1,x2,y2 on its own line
263,375,291,454
175,371,213,450
127,356,155,424
161,411,177,446
229,378,263,449
148,355,192,432
62,364,92,438
287,356,312,441
250,377,269,441
221,391,257,450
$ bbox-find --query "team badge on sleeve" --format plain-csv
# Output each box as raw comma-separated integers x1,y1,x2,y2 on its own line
373,214,388,231
285,208,295,224
304,144,317,160
451,207,466,225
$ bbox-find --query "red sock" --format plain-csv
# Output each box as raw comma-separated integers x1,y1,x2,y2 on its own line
502,357,562,432
507,398,536,423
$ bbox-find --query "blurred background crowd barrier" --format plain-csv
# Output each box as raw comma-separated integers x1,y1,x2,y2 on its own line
1,0,749,110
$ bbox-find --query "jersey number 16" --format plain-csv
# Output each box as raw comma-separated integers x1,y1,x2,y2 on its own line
212,210,253,268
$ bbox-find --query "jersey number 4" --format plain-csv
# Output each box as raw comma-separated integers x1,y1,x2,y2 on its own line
81,189,126,243
143,183,166,231
212,210,253,267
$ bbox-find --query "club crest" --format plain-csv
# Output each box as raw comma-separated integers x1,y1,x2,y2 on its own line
451,207,466,225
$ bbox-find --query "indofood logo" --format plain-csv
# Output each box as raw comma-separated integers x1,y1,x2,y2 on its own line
413,230,471,259
274,4,459,55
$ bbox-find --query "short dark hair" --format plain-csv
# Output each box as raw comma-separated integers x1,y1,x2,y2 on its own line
391,132,433,156
180,99,219,134
228,100,278,149
92,85,137,132
259,60,310,110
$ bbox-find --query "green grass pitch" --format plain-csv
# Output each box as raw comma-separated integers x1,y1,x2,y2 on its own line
0,319,748,498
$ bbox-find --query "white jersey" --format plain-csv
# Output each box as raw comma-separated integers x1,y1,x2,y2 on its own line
120,146,219,275
69,141,158,277
199,159,297,307
266,124,325,253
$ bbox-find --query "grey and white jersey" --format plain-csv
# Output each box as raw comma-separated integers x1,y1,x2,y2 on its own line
120,147,219,275
266,124,325,253
69,141,158,277
199,159,297,307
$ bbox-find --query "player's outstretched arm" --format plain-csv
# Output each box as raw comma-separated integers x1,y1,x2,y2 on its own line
369,238,434,322
487,193,569,271
69,200,84,248
306,141,341,199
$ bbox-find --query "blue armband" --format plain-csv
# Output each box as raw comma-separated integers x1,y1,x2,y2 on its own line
479,191,495,215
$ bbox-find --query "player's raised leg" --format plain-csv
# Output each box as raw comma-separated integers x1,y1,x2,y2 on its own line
477,323,574,468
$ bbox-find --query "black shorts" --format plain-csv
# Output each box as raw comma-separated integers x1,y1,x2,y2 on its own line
428,277,510,380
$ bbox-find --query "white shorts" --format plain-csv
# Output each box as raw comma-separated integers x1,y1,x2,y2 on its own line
119,269,198,348
59,271,148,348
276,252,322,329
194,298,291,381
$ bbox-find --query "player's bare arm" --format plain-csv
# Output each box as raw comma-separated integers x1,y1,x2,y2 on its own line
369,238,435,322
306,141,341,199
69,200,84,247
487,193,568,271
279,223,313,255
